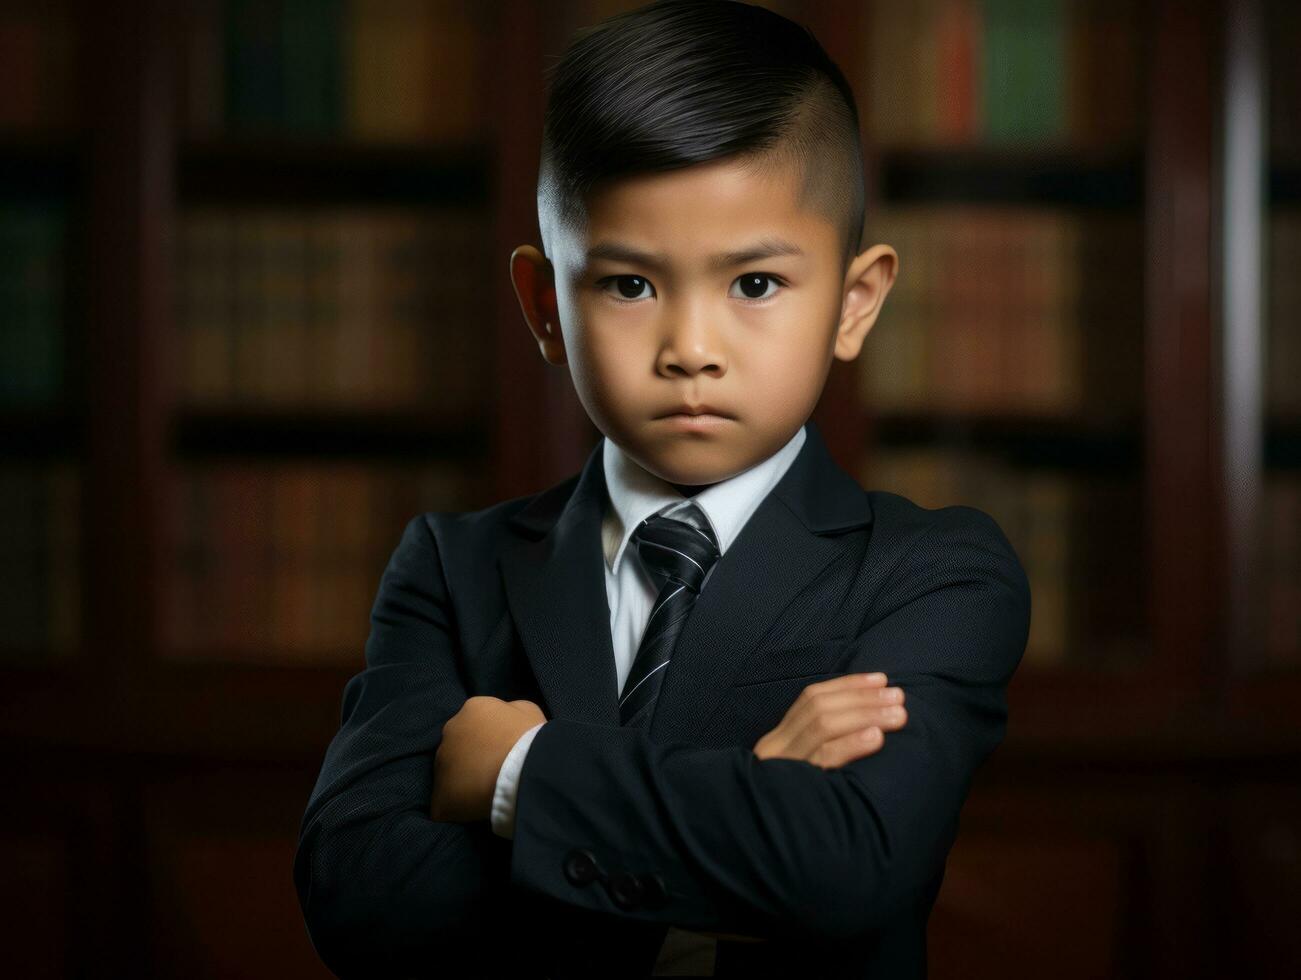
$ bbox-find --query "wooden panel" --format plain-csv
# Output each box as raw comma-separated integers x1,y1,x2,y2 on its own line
0,831,69,979
1221,782,1301,976
927,761,1223,979
143,766,329,979
929,832,1125,980
0,766,128,978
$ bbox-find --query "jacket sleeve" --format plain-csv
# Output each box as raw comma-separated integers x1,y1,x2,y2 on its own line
507,505,1031,941
293,513,503,977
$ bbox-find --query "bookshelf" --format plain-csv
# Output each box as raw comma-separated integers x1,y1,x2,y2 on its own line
2,2,517,971
849,0,1151,676
0,1,1296,977
162,0,497,668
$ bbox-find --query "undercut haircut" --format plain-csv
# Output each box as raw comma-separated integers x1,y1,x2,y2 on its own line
537,0,867,272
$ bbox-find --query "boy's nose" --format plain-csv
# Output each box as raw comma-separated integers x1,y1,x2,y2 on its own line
657,313,727,377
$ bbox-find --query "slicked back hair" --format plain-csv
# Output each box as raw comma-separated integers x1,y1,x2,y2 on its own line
538,0,866,272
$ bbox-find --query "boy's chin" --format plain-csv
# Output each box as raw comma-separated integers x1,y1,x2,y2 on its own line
626,443,751,488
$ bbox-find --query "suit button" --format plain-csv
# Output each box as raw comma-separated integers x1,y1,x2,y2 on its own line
639,872,668,909
608,869,645,910
562,848,601,886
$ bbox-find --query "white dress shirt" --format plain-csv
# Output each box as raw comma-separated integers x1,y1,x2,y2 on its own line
489,424,807,838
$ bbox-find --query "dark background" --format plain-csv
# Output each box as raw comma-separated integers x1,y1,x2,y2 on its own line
1,0,1298,976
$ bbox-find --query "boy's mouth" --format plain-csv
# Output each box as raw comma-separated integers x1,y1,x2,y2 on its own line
656,402,735,420
656,405,736,431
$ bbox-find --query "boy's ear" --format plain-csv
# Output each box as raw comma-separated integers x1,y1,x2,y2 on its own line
834,243,899,362
509,245,566,365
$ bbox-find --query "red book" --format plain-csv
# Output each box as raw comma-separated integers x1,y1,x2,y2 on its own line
935,0,978,142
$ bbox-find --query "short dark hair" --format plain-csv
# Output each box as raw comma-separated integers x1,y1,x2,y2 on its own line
537,0,866,271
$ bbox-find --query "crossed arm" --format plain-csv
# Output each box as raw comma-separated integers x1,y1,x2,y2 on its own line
429,657,910,947
294,508,1030,973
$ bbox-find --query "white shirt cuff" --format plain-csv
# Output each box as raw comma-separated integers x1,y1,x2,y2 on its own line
490,721,545,839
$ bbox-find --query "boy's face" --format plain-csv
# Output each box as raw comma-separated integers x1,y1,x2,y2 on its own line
512,154,895,489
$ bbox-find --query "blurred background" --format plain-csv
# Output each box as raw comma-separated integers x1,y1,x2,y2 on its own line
0,0,1297,976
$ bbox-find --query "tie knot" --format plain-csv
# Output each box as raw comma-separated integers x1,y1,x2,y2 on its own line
630,503,720,593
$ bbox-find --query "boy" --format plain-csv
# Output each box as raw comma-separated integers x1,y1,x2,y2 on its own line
294,1,1031,977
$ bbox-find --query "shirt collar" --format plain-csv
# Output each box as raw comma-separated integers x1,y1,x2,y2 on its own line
601,424,808,574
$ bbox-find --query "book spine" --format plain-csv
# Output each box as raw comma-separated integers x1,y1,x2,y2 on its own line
282,0,344,134
936,0,979,142
270,465,315,658
225,0,285,130
183,0,225,137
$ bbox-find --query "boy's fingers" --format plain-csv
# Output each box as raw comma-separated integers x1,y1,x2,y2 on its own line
800,672,887,699
755,676,905,762
813,726,884,769
811,685,905,709
786,704,906,759
784,684,905,731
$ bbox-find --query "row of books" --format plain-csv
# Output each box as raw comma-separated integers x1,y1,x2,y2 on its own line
863,0,1141,148
181,0,487,141
163,460,485,663
0,463,79,660
177,206,491,412
0,1,76,132
861,207,1144,419
863,446,1147,669
0,202,66,407
10,0,1301,161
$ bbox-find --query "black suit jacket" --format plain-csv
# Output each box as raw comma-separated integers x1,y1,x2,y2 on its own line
294,420,1031,978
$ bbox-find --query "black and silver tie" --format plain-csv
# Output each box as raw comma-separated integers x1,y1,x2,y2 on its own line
619,502,721,728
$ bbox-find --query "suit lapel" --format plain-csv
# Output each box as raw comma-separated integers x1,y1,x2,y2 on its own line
500,440,622,727
498,420,873,739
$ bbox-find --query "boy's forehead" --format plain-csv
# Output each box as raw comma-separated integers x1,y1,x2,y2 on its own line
554,157,836,268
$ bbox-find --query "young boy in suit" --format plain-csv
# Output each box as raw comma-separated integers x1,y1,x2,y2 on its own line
294,1,1032,977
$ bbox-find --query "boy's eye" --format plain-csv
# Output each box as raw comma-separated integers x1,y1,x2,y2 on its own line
601,274,654,301
730,273,785,301
596,272,787,303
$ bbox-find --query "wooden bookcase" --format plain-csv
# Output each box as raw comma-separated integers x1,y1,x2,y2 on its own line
0,0,1297,976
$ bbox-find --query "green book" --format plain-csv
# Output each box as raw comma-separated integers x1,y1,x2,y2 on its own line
282,0,344,134
981,0,1066,145
0,202,65,407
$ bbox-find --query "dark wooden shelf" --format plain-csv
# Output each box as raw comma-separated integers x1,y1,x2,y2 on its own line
0,661,358,765
169,406,490,460
876,144,1143,208
176,138,493,206
0,408,83,458
867,410,1143,471
1266,417,1301,468
0,135,84,199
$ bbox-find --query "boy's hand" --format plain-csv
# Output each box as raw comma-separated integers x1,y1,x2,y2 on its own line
430,697,547,823
752,673,906,768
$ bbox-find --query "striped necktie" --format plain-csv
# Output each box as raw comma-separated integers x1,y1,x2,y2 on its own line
619,501,721,728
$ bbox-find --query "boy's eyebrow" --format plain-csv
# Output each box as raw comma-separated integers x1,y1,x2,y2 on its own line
584,236,805,272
